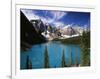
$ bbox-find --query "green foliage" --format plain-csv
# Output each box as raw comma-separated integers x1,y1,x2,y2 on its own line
81,31,90,48
44,46,50,68
62,36,81,44
53,36,81,44
80,31,90,66
81,47,90,66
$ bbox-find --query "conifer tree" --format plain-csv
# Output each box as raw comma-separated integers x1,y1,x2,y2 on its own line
61,49,66,67
68,48,72,67
26,55,32,69
44,46,50,68
80,31,90,66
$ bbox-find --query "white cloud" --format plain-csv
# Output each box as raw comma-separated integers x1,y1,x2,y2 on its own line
21,9,51,23
39,16,55,24
50,11,67,21
21,9,40,20
53,21,65,27
43,11,67,26
21,9,67,27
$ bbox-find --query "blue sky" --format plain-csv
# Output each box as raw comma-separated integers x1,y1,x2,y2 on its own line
21,9,90,28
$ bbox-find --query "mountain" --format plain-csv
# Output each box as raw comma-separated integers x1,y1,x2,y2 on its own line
20,11,47,50
30,20,54,34
60,25,84,36
30,19,45,33
72,26,84,35
21,11,89,44
60,26,77,36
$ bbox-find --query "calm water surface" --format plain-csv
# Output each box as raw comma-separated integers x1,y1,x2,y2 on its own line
20,41,81,69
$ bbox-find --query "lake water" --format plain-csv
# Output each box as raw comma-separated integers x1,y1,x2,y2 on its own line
20,41,81,69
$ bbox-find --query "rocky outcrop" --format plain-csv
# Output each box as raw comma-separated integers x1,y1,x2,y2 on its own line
30,19,45,33
20,11,47,51
60,26,77,36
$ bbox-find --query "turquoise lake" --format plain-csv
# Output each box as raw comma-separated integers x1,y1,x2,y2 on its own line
20,41,81,69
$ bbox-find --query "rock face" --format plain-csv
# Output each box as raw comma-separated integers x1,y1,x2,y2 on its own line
30,20,54,35
30,19,45,33
61,26,74,35
64,27,76,36
60,26,84,36
20,11,47,50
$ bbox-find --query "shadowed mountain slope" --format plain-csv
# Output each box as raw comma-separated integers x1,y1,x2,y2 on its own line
20,11,47,50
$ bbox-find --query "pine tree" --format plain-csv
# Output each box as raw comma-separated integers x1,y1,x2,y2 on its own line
44,46,50,68
26,55,32,69
61,49,66,67
68,48,72,67
26,56,29,69
80,31,90,66
75,49,79,67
